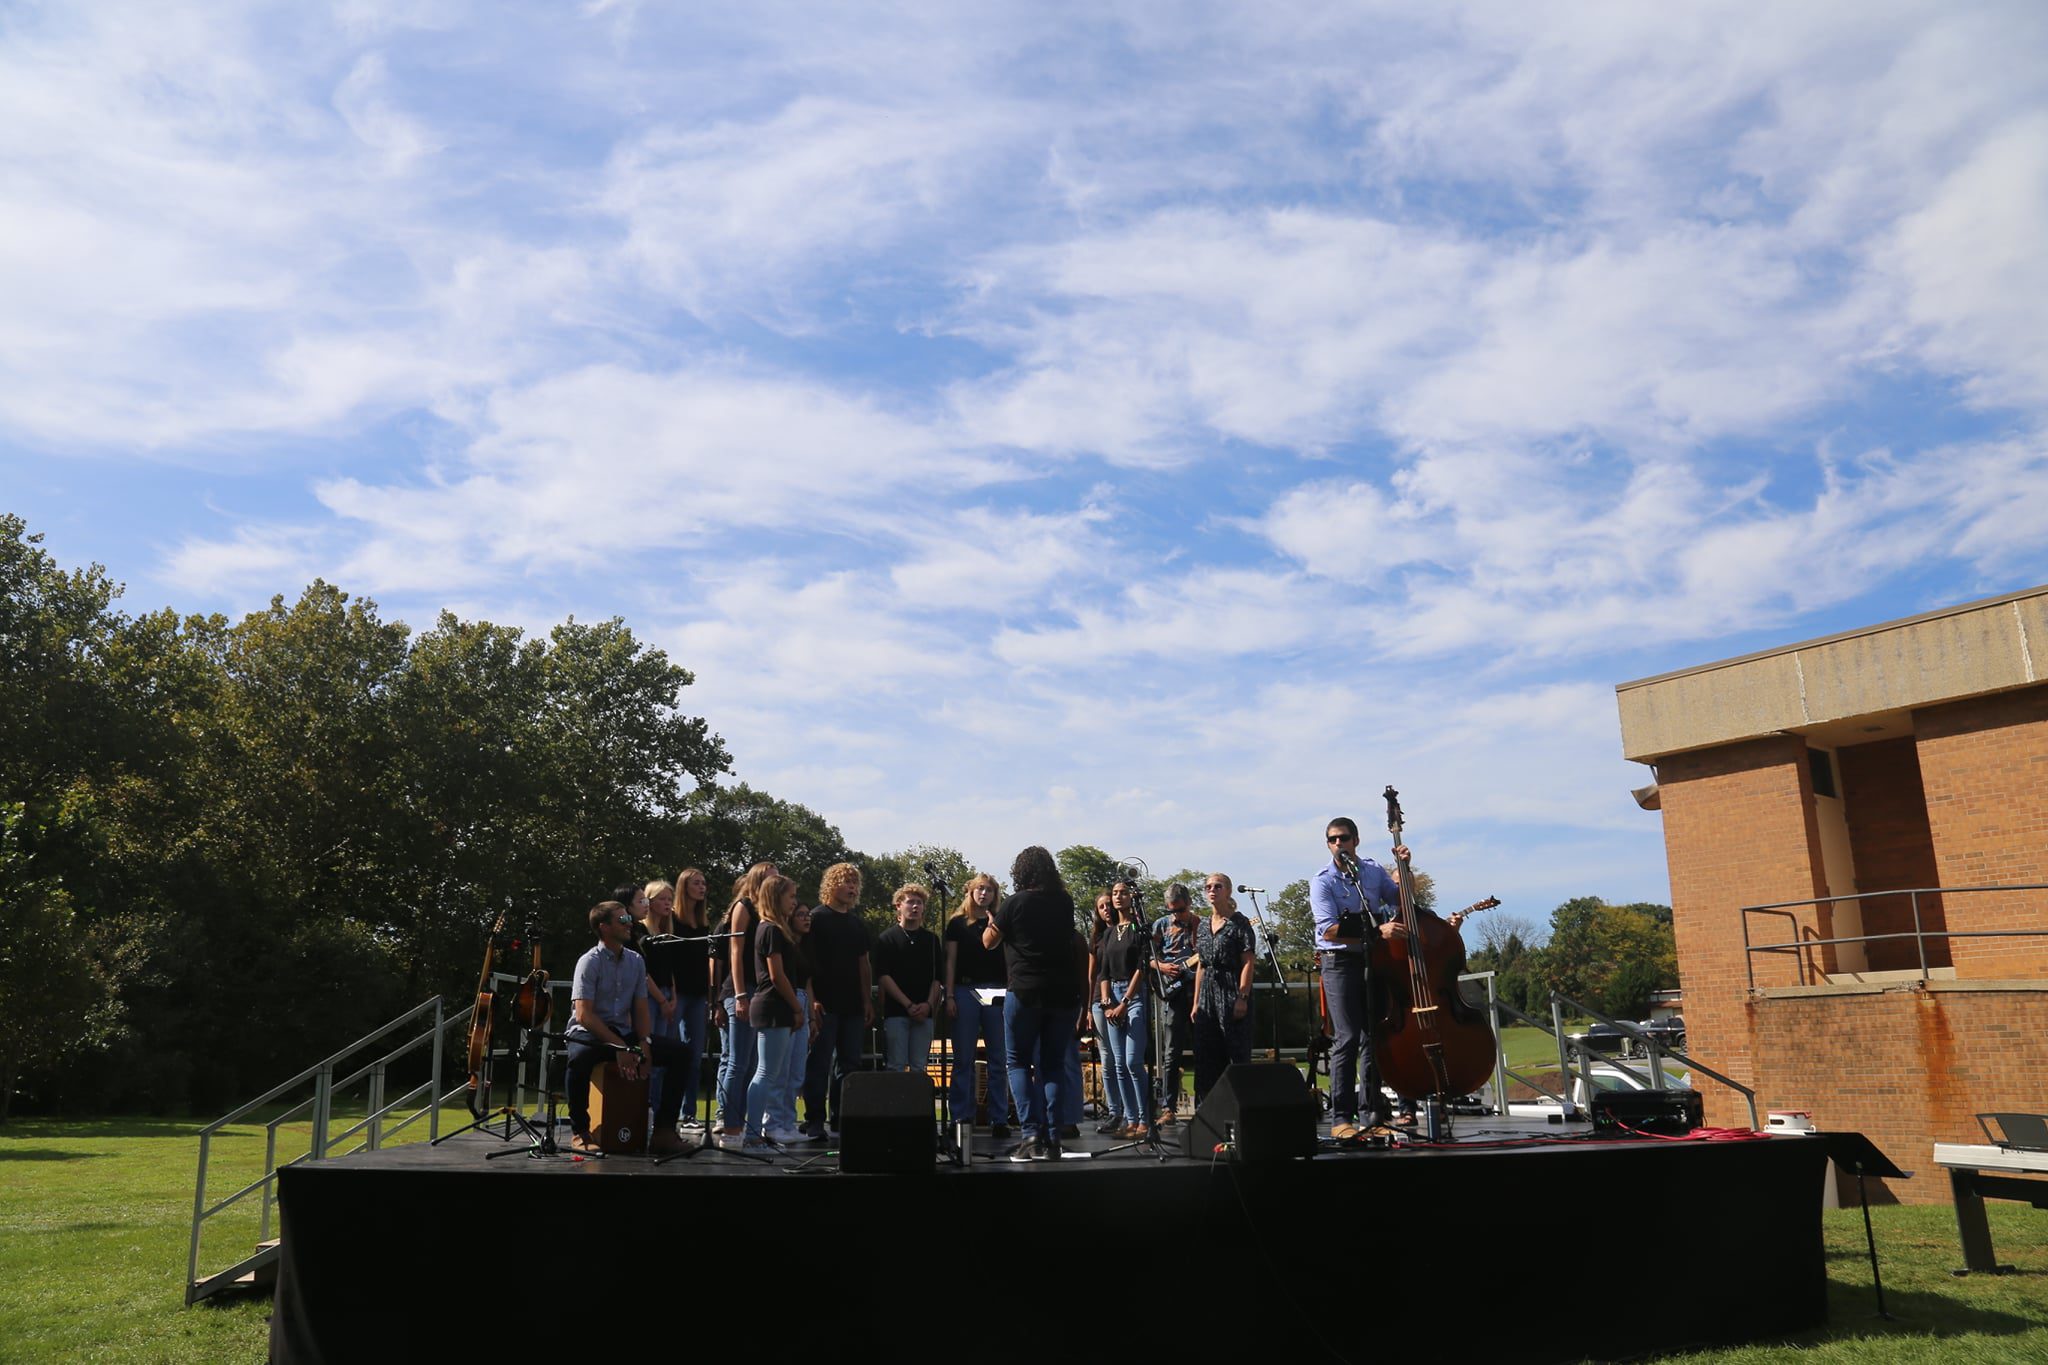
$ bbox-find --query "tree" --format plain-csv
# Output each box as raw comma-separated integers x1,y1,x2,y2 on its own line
1536,897,1678,1020
864,845,988,916
0,804,126,1120
1055,845,1125,928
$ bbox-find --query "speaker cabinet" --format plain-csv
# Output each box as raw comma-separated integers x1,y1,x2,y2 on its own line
840,1070,936,1174
590,1061,649,1154
1183,1062,1318,1162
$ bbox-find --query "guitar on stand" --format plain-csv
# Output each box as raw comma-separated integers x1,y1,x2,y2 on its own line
437,906,558,1156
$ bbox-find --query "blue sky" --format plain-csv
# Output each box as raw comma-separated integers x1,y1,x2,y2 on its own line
6,1,2047,932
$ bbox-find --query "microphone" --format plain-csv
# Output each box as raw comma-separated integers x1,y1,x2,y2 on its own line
922,861,950,888
1236,885,1266,895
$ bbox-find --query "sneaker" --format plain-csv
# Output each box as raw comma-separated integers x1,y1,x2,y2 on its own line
712,1128,747,1149
765,1126,806,1144
1008,1138,1044,1163
990,1124,1011,1140
1040,1139,1062,1161
742,1136,773,1152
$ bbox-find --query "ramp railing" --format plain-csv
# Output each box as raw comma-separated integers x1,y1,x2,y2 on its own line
185,995,474,1304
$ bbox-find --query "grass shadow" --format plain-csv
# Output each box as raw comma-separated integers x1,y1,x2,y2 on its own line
0,1148,113,1163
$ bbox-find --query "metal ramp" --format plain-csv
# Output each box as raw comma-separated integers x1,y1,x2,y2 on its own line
185,996,474,1305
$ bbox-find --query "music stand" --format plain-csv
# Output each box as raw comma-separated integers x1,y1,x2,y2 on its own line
1815,1131,1910,1320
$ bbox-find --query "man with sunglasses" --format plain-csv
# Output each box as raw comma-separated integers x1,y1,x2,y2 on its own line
565,900,693,1155
1309,819,1407,1138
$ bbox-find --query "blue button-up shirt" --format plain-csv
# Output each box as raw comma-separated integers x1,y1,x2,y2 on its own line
1309,858,1400,955
569,941,647,1038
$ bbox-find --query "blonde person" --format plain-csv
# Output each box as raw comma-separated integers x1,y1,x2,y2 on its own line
669,868,714,1126
801,861,873,1136
712,861,776,1147
637,879,681,1127
1191,874,1258,1106
745,874,811,1145
875,884,942,1072
944,874,1011,1137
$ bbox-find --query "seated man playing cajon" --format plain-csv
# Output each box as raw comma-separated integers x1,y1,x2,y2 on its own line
566,901,691,1155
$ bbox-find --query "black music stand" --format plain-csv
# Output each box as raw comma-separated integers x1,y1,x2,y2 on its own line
1816,1131,1910,1320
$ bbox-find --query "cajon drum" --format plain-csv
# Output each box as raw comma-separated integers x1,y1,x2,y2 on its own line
590,1059,649,1153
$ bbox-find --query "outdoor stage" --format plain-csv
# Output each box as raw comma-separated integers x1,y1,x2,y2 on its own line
270,1111,1838,1363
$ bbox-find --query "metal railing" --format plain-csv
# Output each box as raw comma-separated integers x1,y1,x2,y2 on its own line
1740,884,2048,989
186,995,474,1304
1537,991,1757,1129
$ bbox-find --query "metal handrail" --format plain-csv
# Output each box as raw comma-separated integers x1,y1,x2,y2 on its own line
189,995,469,1304
1549,991,1758,1129
1740,883,2048,989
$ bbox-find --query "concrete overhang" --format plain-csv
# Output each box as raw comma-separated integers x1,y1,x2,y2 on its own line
1615,585,2048,764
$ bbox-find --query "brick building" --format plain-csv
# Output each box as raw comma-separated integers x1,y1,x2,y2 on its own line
1616,586,2048,1201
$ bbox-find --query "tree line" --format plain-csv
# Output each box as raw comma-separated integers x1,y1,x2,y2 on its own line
0,516,994,1117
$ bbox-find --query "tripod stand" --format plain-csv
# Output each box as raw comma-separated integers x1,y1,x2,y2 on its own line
435,983,552,1151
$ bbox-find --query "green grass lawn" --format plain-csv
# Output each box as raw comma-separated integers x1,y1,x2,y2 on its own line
2,1114,2043,1362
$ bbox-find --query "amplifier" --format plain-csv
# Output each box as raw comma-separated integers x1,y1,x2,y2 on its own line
1589,1087,1702,1136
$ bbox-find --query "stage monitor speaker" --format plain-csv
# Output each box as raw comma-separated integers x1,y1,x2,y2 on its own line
1183,1062,1318,1162
840,1071,936,1174
1589,1087,1703,1136
590,1061,649,1154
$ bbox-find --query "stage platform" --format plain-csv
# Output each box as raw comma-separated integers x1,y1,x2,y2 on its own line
272,1111,1835,1363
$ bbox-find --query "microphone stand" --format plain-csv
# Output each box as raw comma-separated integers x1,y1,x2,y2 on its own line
691,926,765,1163
925,869,960,1165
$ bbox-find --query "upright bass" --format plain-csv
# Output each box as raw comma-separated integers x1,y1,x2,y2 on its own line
1366,786,1497,1101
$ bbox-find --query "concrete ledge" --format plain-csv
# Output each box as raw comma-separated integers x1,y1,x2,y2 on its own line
1756,978,2048,1000
1617,584,2048,762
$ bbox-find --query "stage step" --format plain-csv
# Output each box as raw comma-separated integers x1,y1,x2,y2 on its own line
187,1240,280,1305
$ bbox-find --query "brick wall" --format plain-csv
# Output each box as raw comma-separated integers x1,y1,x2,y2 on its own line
1749,985,2048,1202
1915,685,2048,979
1658,734,1828,1127
1838,737,1949,971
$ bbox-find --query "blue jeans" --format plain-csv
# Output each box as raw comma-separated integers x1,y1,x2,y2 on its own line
716,1008,757,1131
950,991,1009,1125
1090,1001,1119,1122
649,992,709,1122
804,1008,866,1127
1004,996,1079,1143
775,990,810,1132
747,1025,794,1137
883,1015,934,1072
1103,982,1151,1128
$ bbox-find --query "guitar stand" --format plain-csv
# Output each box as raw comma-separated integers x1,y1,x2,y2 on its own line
435,985,537,1148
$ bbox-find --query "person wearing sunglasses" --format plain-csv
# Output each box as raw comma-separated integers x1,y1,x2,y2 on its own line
565,900,693,1155
1309,818,1408,1138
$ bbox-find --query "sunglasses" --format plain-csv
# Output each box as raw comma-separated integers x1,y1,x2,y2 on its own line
1326,833,1356,844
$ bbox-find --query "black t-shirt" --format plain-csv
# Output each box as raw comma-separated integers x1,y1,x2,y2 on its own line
945,915,1007,987
673,921,710,997
749,922,811,1028
806,906,871,1015
992,887,1083,1008
874,925,941,1017
1095,922,1151,994
718,901,758,1002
